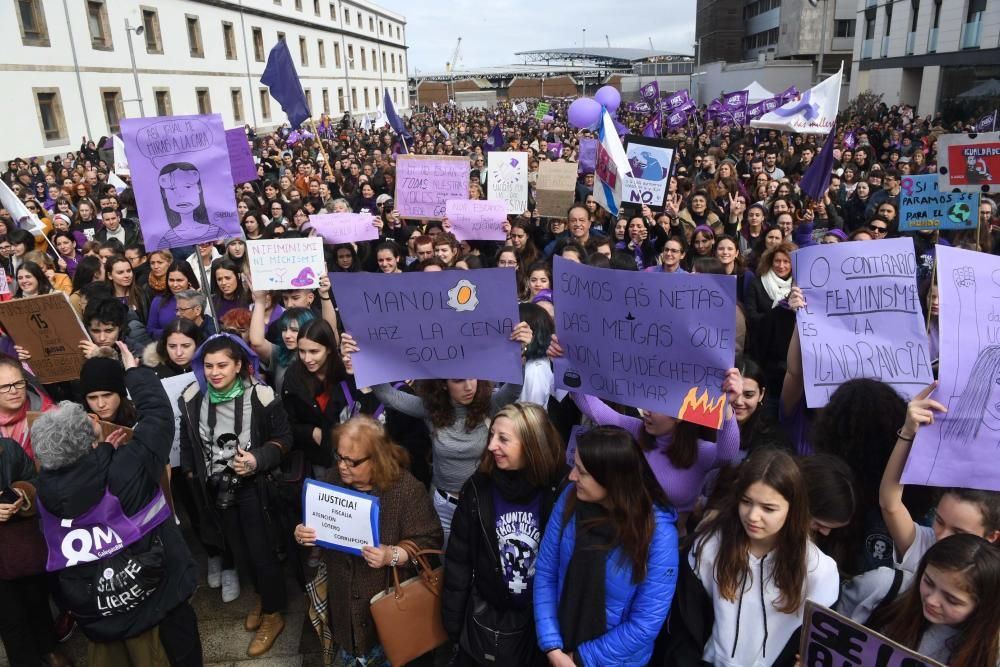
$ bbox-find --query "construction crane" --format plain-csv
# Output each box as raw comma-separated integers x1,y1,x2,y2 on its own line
649,37,655,50
605,35,611,48
445,37,462,104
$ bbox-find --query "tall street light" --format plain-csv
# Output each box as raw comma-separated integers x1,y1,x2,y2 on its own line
124,18,146,117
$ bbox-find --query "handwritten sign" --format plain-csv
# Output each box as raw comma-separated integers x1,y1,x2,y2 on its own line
487,151,528,214
622,136,675,210
904,245,1000,491
536,162,578,218
937,131,1000,193
552,257,737,428
248,238,325,290
899,174,979,231
800,601,944,667
161,372,196,467
225,128,258,185
303,478,380,556
446,199,508,241
394,155,470,219
309,212,378,245
332,268,522,387
793,238,932,408
0,293,88,383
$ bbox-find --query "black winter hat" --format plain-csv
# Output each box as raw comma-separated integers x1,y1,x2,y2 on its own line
79,356,126,398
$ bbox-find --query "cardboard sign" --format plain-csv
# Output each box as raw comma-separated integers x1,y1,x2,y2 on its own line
394,155,470,219
793,238,933,408
309,213,379,245
445,199,508,241
535,162,578,218
303,478,380,556
622,136,676,211
552,257,737,428
225,128,258,185
0,293,89,383
937,131,1000,193
800,601,944,667
487,151,528,214
248,238,326,290
27,410,133,444
898,174,979,231
332,268,522,388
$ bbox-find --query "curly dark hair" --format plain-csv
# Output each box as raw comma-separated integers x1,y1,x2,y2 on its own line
415,379,494,431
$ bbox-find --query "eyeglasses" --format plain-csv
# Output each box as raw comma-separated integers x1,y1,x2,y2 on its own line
663,247,682,254
868,225,888,234
176,305,198,313
334,452,371,468
0,380,27,393
498,260,518,267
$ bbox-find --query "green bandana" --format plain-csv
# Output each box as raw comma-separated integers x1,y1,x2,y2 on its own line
208,380,246,404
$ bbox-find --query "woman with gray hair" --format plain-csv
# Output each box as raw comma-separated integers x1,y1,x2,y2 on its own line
32,342,201,665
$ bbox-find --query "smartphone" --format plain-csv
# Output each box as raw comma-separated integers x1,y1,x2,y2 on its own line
0,487,20,504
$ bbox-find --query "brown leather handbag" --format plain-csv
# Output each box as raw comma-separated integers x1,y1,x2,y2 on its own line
369,539,447,667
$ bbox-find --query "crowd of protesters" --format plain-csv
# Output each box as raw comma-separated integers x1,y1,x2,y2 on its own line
0,92,998,667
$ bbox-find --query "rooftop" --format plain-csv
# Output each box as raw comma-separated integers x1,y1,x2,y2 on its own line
515,47,693,64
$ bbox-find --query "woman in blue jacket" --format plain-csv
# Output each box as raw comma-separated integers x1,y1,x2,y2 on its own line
533,426,679,667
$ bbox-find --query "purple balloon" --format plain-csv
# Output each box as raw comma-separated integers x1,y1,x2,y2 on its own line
567,98,602,130
594,86,621,113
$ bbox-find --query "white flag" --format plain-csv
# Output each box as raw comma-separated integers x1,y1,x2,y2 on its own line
361,114,372,131
750,64,843,135
438,123,450,139
593,109,632,217
108,171,128,194
0,180,43,237
373,110,389,129
113,135,130,176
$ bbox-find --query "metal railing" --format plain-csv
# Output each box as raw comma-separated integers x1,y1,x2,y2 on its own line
862,38,874,59
906,31,916,55
961,20,982,49
927,27,938,52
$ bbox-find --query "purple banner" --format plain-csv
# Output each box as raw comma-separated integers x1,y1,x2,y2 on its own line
666,109,688,129
793,237,933,408
332,268,523,387
640,81,660,102
445,199,508,241
977,110,997,132
309,213,378,245
226,128,258,185
547,142,564,159
762,97,781,113
394,156,470,219
746,102,765,119
666,89,691,110
626,101,652,114
552,256,737,428
578,138,598,174
122,114,241,250
904,245,1000,491
723,90,749,110
777,85,800,104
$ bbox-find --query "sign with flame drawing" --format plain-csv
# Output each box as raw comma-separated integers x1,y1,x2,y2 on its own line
552,257,737,428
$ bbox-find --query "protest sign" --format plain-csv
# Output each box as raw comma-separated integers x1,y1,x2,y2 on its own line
0,293,88,383
303,478,380,556
552,257,737,428
536,161,578,218
247,237,325,290
534,102,551,120
903,245,1000,491
622,136,675,210
160,372,195,467
394,155,469,219
487,151,528,214
308,212,379,245
793,238,933,408
332,268,522,387
899,174,980,231
122,114,241,250
800,601,944,667
937,131,1000,193
445,199,508,241
225,128,258,185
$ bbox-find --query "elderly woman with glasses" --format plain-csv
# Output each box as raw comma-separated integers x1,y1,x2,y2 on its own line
0,357,53,461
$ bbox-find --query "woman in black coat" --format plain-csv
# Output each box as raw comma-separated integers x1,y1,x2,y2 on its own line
442,402,566,666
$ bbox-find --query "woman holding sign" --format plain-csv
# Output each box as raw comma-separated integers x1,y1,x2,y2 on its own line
293,415,443,666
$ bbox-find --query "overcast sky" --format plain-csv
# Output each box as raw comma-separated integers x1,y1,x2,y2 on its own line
375,0,697,74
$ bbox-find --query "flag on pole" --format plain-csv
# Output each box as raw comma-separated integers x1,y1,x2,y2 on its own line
0,181,44,237
640,81,659,102
260,40,311,128
751,64,843,134
361,114,372,131
112,135,130,176
383,89,412,143
593,108,631,217
108,172,128,194
642,113,662,138
438,123,450,139
485,124,504,152
799,128,837,200
976,110,997,132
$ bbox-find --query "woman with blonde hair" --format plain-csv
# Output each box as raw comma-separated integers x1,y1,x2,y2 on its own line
294,415,443,666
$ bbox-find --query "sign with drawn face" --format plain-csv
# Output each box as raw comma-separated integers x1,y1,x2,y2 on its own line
937,131,1000,193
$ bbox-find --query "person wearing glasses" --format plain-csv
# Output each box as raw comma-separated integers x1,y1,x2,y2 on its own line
293,416,443,666
0,356,53,461
867,215,892,239
174,288,218,339
646,237,688,274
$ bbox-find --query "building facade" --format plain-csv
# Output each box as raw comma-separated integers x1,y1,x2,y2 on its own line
849,0,999,119
5,0,408,160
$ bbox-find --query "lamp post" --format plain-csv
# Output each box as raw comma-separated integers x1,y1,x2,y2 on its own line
124,18,146,117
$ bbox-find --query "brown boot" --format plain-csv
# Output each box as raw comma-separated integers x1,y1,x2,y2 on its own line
244,596,262,632
247,611,284,657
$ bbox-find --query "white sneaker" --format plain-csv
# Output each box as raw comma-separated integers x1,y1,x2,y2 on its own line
221,569,241,603
206,556,223,589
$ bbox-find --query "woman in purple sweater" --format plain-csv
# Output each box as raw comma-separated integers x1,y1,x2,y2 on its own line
147,261,200,339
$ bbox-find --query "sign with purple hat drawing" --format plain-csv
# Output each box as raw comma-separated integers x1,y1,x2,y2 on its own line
247,237,325,290
122,114,241,251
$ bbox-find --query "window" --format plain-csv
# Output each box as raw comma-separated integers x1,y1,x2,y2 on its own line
337,87,344,112
304,89,312,111
17,0,50,46
141,8,163,53
382,52,387,71
884,2,893,36
318,40,326,67
222,22,237,60
357,12,361,27
34,89,66,142
259,88,271,119
392,88,398,104
932,0,941,28
101,89,123,134
834,20,855,38
330,3,336,20
371,48,377,71
252,27,265,61
910,0,920,32
369,16,374,32
864,8,876,39
391,52,396,73
360,48,366,70
299,37,309,66
334,42,341,67
351,87,357,109
967,0,986,23
348,44,354,68
294,0,302,10
322,88,330,113
363,88,370,108
314,0,320,15
277,31,286,42
196,88,212,114
87,1,112,50
396,25,400,39
344,8,350,24
379,20,384,34
186,16,204,57
231,88,244,123
398,54,403,72
154,89,172,116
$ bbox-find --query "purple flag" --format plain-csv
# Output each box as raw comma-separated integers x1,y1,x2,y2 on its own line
626,101,652,114
777,86,800,104
546,142,564,159
331,268,523,387
723,90,749,111
121,114,242,251
225,128,257,184
642,114,662,138
578,138,598,174
708,99,723,113
746,102,765,120
799,127,837,200
485,124,504,152
666,89,691,110
640,81,660,102
666,109,688,129
680,99,697,113
976,110,997,132
761,97,780,113
613,117,629,137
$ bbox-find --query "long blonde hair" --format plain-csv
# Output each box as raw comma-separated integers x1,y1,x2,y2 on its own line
479,402,563,486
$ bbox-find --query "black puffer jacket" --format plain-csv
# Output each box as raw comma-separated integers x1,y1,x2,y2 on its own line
36,367,197,641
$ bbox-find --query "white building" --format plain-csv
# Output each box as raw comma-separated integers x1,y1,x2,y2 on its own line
4,0,408,160
849,0,999,117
